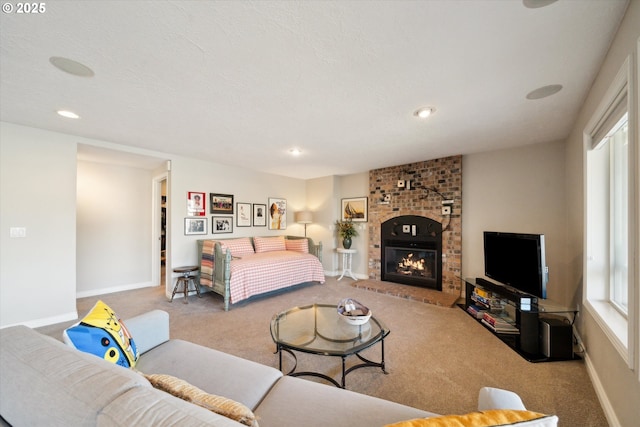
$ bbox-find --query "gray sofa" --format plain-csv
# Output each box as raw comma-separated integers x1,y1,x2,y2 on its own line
0,310,555,427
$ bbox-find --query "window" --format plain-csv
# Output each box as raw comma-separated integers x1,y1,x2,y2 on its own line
609,118,629,314
584,55,636,368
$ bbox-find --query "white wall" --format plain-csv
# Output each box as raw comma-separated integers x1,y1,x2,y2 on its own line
336,172,369,278
76,160,154,295
303,173,370,277
0,123,78,327
0,122,309,326
563,2,640,425
306,175,339,273
461,140,568,304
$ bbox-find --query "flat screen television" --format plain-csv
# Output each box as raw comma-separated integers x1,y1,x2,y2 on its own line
483,231,548,299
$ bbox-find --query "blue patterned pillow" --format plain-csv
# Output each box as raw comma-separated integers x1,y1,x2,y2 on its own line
63,300,138,368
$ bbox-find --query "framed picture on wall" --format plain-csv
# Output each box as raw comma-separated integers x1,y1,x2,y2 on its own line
184,218,207,235
341,197,368,222
212,216,233,234
210,193,234,214
268,198,287,230
253,203,267,227
236,202,251,227
187,191,206,216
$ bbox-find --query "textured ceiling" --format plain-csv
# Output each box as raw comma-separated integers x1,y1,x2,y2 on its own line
0,0,629,178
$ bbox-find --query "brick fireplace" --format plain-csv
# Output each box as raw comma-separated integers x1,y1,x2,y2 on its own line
367,156,462,296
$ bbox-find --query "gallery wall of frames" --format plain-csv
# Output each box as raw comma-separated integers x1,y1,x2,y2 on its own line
184,191,287,235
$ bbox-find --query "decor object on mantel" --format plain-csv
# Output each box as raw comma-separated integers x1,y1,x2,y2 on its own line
336,218,358,249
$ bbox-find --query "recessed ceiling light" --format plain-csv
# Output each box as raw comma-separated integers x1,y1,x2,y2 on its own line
522,0,557,9
289,148,302,156
57,110,80,119
526,84,563,100
414,107,436,119
49,56,95,77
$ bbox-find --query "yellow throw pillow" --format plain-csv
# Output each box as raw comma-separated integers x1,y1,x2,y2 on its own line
385,409,552,427
143,373,258,427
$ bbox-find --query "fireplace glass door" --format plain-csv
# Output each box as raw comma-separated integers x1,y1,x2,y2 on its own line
384,246,437,288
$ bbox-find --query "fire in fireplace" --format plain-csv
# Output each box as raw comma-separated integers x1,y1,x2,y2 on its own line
381,216,442,290
394,248,436,278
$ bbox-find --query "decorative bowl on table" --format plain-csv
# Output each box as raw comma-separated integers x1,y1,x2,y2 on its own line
337,298,372,326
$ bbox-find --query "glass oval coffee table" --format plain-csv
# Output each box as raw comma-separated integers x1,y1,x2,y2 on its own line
270,303,390,388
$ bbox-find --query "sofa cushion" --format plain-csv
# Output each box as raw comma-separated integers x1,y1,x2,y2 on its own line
383,410,558,427
135,339,282,410
63,300,139,368
123,309,170,355
477,387,527,411
143,373,258,426
285,238,309,253
253,236,286,253
97,386,245,427
220,238,255,257
253,376,437,427
0,325,150,427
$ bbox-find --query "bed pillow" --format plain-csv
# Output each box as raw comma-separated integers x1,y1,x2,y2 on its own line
254,236,286,253
63,300,138,368
219,238,255,257
285,238,309,253
384,410,557,427
143,373,258,427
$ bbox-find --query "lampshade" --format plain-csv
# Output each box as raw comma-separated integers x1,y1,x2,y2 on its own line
295,211,313,224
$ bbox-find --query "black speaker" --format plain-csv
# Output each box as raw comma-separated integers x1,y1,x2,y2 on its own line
539,317,573,359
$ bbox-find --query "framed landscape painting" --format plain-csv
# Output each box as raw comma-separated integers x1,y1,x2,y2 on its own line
210,193,234,214
268,198,287,230
341,197,368,222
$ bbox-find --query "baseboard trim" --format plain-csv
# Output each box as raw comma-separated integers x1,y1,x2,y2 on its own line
76,281,158,299
325,270,368,280
582,340,621,426
0,310,78,329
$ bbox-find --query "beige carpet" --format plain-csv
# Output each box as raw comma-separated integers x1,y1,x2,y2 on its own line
37,277,607,426
351,279,460,308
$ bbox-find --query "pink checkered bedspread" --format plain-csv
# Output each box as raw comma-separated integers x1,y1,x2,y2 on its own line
228,251,325,304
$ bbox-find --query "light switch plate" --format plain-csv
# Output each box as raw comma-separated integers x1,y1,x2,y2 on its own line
10,227,26,238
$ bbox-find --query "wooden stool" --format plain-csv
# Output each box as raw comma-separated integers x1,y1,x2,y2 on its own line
170,266,201,303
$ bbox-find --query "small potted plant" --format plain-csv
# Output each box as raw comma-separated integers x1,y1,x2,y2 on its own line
336,219,358,249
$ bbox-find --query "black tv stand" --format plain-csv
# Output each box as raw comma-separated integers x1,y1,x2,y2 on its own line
461,278,575,362
474,277,536,304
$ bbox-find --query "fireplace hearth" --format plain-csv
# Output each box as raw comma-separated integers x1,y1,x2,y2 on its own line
381,215,442,290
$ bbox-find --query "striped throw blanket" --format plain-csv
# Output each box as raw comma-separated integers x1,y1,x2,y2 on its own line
200,240,216,286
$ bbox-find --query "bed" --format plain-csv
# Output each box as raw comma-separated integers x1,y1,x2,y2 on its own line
197,236,324,310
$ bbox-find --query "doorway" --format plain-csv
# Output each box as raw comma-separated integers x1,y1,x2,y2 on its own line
153,173,169,290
